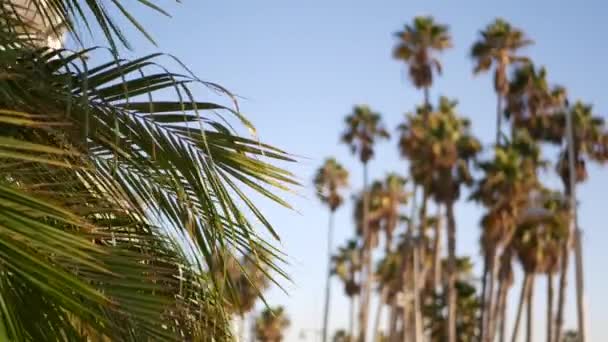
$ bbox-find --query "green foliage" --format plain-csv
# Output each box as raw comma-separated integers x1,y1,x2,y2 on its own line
0,1,295,340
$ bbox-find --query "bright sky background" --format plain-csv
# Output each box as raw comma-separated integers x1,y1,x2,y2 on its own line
84,0,608,340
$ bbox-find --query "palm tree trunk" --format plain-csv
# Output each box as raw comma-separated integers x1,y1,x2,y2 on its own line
433,204,442,291
424,86,430,111
566,107,587,342
554,230,569,342
388,302,398,342
446,200,457,342
496,94,503,146
497,282,509,342
374,287,389,341
488,275,505,342
479,255,490,342
526,276,535,342
402,186,418,342
483,254,498,342
350,296,356,341
322,211,335,342
359,162,372,342
511,274,530,342
412,241,423,342
547,273,554,342
412,191,427,342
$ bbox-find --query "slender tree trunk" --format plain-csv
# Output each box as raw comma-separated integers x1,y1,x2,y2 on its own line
388,302,398,342
496,94,503,146
483,255,498,342
359,162,372,342
483,89,502,342
547,274,554,342
526,276,535,342
412,191,427,342
479,255,490,342
402,186,418,342
511,274,530,342
424,86,430,111
350,296,356,341
374,287,389,342
554,241,569,342
433,204,442,291
488,275,505,342
566,107,587,342
497,282,509,342
322,211,335,342
446,200,457,342
412,241,423,342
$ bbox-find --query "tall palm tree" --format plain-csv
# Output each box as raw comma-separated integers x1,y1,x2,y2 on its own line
423,256,481,342
401,97,481,342
551,102,607,342
0,1,295,340
471,18,532,145
470,131,542,342
393,16,452,108
374,250,403,341
341,105,389,341
254,306,290,342
509,189,569,342
333,240,362,340
315,158,349,342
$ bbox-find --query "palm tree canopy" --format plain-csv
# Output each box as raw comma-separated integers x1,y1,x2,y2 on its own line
332,239,361,297
471,18,532,94
471,131,543,254
255,306,291,342
341,105,389,164
393,16,452,89
399,97,481,202
512,189,569,274
314,158,349,211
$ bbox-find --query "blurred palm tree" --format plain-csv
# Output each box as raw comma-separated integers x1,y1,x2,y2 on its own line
341,105,389,341
332,329,353,342
471,18,532,145
393,16,452,108
470,131,542,341
400,97,481,342
333,240,362,339
254,306,290,342
509,190,569,342
0,1,295,340
423,257,481,342
315,158,349,342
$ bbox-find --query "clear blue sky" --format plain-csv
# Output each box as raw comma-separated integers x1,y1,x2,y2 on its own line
88,0,608,340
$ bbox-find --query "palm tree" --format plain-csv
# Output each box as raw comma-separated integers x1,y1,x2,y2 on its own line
470,131,542,342
552,102,607,342
510,190,569,342
0,1,295,340
423,257,481,342
341,105,389,341
212,252,272,340
401,97,481,342
333,240,362,340
374,250,403,341
393,16,452,108
471,18,532,145
315,158,349,342
254,306,290,342
333,329,353,342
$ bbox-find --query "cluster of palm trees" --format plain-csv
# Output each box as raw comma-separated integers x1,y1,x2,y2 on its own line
316,16,605,342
